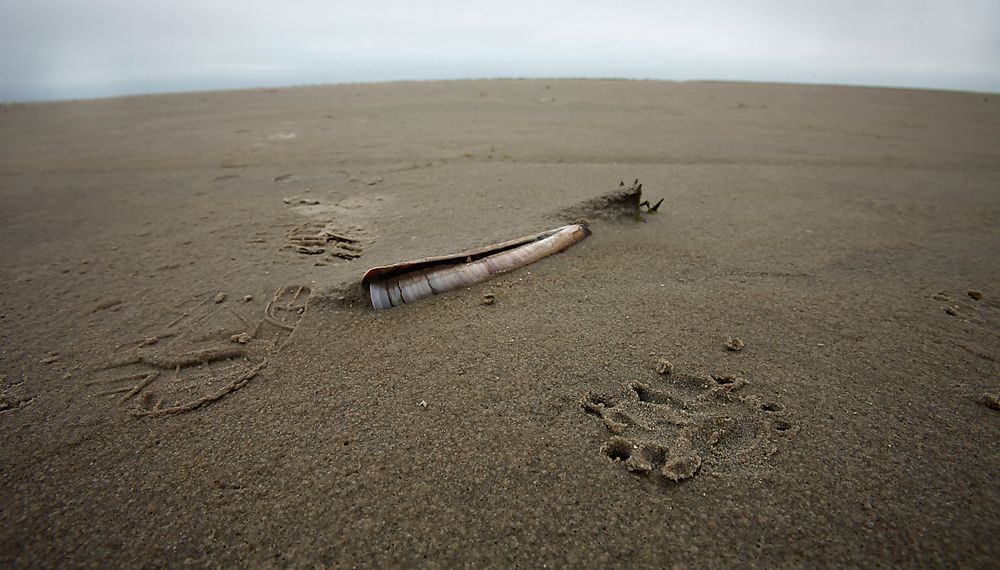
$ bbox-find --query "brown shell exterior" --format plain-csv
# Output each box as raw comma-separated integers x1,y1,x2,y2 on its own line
361,224,588,286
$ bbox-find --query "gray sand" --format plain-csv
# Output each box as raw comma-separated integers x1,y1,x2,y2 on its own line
1,80,998,567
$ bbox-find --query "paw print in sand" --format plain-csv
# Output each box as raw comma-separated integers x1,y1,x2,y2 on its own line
583,372,794,482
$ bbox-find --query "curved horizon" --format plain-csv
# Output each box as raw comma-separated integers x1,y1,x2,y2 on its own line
3,0,999,102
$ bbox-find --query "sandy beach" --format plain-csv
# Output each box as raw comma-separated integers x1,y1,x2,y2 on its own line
1,79,998,567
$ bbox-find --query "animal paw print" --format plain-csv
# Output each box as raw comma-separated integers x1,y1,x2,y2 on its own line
285,221,369,262
281,193,377,264
583,372,794,482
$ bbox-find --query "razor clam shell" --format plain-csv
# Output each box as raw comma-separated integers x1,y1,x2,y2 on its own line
364,224,590,309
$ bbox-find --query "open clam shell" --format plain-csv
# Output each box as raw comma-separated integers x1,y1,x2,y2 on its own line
363,224,591,309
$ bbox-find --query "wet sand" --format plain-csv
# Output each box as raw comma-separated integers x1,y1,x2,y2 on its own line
1,79,998,567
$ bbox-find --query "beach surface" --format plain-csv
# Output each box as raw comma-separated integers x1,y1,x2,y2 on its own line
1,79,998,567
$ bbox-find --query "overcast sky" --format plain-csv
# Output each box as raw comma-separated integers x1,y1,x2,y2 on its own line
2,0,999,101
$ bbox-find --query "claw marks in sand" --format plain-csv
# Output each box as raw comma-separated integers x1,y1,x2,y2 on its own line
282,195,376,264
89,352,266,418
89,286,311,417
583,372,795,482
259,285,310,346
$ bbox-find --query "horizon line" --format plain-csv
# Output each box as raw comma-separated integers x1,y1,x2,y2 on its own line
4,76,999,106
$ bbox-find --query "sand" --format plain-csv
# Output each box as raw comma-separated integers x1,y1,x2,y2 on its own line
1,79,998,567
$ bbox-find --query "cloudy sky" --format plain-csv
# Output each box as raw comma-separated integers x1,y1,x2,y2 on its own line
2,0,999,101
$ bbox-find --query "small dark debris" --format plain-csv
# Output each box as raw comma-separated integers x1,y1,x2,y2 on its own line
980,393,1000,411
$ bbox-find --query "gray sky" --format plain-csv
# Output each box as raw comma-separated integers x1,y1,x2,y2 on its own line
2,0,999,101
